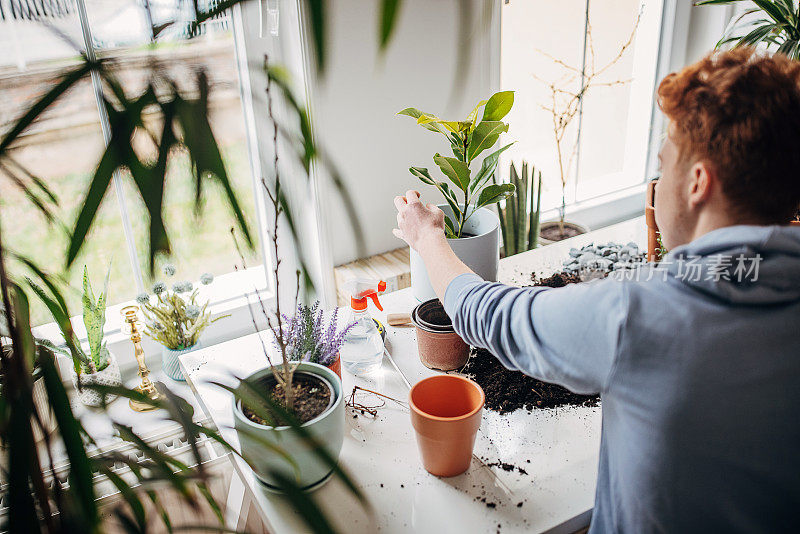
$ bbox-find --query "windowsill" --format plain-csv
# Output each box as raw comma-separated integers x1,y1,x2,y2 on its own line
32,265,273,381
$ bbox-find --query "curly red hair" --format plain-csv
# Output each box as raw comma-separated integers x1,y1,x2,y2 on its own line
658,47,800,224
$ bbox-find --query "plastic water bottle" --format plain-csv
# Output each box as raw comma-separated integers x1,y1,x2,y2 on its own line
340,279,386,376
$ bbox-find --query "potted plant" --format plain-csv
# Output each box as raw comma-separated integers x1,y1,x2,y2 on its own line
68,266,122,407
137,266,221,381
398,91,516,301
281,301,355,379
496,161,543,257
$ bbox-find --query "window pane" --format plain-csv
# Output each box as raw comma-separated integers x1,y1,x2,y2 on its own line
0,10,139,326
501,0,648,210
81,1,261,291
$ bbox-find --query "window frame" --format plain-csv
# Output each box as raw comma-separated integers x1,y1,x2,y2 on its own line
26,0,276,375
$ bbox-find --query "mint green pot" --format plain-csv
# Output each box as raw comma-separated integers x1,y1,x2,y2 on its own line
232,362,344,491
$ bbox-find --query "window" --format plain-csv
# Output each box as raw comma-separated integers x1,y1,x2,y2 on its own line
0,0,263,327
500,0,665,214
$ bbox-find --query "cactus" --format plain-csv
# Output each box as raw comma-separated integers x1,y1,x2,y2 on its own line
496,161,543,257
81,265,111,373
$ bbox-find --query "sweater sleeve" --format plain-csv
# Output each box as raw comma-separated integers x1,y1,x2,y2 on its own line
443,273,627,394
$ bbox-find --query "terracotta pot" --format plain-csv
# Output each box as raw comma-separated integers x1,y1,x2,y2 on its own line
409,375,484,477
327,352,342,379
412,299,469,371
645,179,662,262
538,220,589,245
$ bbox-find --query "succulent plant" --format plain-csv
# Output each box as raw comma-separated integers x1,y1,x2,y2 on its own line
496,161,543,257
81,265,111,373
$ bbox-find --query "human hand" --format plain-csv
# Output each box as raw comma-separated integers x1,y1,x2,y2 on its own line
392,190,447,253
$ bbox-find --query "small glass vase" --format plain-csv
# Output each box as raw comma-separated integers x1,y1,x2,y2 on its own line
161,342,200,381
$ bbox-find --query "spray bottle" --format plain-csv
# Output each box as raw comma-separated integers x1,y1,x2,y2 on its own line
340,279,387,376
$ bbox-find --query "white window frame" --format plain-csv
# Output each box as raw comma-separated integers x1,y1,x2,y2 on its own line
26,0,278,378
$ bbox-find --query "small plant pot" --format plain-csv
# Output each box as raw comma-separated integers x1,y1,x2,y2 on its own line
537,220,588,245
412,299,469,371
326,352,342,380
410,204,500,302
71,351,122,407
161,342,201,381
232,362,344,492
410,374,484,477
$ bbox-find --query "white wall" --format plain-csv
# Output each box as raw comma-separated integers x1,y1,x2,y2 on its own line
307,0,499,266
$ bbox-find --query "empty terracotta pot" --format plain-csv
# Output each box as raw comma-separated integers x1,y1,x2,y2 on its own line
412,299,470,371
410,375,484,477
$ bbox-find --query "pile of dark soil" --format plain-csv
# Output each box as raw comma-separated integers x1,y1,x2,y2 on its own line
530,271,582,287
463,349,599,414
461,269,599,414
242,374,331,425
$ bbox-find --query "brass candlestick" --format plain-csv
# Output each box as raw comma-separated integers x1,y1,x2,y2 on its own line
121,305,165,412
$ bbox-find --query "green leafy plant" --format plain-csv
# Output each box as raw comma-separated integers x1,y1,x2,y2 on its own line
696,0,800,58
398,91,516,238
496,161,543,257
0,2,369,531
137,267,219,351
81,266,110,373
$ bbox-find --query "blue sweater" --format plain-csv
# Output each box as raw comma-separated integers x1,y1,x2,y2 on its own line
444,225,800,533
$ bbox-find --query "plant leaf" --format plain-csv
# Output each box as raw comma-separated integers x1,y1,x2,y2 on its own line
433,153,471,192
409,166,435,185
476,183,515,209
379,0,403,50
470,142,514,195
482,91,514,122
467,121,509,162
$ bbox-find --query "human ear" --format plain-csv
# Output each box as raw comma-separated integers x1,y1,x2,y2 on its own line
687,161,713,207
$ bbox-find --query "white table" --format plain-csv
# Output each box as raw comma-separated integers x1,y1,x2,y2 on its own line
180,218,646,534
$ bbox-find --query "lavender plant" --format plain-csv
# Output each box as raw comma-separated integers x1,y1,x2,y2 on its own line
281,302,355,366
137,265,223,350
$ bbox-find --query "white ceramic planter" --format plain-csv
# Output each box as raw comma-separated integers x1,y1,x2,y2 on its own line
410,204,500,302
233,362,344,492
71,350,122,407
161,342,200,382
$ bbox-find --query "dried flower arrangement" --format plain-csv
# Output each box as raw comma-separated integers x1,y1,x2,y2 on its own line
136,265,222,350
281,302,355,367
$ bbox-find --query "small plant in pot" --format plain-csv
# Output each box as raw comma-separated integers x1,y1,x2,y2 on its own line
137,266,221,381
398,91,516,301
59,266,122,407
281,301,355,379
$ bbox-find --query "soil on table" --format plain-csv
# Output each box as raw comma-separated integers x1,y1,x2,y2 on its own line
530,271,582,287
242,374,331,425
540,224,584,242
461,269,599,414
463,349,599,414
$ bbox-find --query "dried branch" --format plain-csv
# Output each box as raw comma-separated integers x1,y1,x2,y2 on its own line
532,8,641,224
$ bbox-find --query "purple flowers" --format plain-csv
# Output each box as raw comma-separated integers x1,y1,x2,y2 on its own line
281,302,355,366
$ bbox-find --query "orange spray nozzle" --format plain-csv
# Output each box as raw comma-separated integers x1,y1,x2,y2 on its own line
345,279,387,312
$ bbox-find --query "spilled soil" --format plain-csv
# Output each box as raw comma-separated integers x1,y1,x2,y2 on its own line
461,269,599,414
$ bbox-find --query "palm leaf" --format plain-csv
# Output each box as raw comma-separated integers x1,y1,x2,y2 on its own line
379,0,403,50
